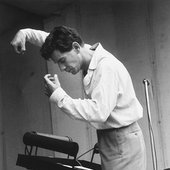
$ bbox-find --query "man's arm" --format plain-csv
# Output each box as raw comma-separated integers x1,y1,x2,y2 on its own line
44,60,119,123
11,28,49,54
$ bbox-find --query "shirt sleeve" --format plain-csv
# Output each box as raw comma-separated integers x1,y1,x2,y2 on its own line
20,28,49,47
50,59,119,123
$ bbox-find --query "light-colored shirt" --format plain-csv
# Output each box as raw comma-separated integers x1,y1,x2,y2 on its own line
20,28,49,47
22,29,143,129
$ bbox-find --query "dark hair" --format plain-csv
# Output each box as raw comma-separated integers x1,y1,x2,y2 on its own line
40,25,84,60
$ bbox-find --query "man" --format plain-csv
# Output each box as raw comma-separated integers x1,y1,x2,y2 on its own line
11,25,146,170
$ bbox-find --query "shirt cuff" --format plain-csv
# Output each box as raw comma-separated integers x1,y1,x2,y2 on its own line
50,87,67,106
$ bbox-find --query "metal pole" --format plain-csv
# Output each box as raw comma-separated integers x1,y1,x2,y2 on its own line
143,79,158,170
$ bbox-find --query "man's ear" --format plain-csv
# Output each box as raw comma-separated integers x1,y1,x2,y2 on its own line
72,42,80,53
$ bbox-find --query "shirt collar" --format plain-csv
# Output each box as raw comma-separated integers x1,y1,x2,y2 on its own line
88,43,106,70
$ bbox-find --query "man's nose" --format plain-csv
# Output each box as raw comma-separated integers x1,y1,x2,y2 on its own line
59,64,66,72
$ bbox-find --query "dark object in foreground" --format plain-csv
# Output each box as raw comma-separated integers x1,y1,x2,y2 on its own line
16,131,101,170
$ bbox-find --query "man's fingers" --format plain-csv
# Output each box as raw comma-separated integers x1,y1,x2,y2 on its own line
10,41,26,54
10,41,19,53
10,30,26,54
54,74,59,83
54,74,60,86
44,83,52,97
44,74,55,81
44,74,54,86
44,74,51,82
20,45,26,54
44,74,60,93
16,45,25,54
54,74,58,80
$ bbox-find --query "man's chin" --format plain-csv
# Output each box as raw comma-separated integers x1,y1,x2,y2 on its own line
71,72,77,75
71,70,79,75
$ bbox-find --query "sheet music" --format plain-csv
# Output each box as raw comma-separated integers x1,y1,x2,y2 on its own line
57,163,93,170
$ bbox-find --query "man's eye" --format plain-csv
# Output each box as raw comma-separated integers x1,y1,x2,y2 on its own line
59,58,65,63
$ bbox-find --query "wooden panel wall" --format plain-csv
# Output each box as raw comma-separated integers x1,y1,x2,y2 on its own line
151,1,170,168
0,4,52,170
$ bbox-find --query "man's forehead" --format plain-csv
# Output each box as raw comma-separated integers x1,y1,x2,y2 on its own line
51,50,62,61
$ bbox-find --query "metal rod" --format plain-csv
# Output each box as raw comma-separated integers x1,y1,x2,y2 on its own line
143,79,158,170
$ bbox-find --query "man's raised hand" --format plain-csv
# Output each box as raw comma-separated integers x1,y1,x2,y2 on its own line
44,74,61,97
10,30,26,54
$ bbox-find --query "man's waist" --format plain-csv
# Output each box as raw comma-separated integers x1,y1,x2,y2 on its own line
96,121,140,134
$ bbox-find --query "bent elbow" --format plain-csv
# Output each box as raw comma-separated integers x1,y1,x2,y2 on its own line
97,115,108,123
92,107,110,123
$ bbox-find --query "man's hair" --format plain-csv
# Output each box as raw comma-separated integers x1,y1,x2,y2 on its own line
40,25,84,60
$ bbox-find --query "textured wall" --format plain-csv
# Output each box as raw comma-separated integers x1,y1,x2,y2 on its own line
0,4,52,170
151,1,170,168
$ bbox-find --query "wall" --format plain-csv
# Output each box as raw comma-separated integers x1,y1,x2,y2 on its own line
0,4,52,170
152,1,170,168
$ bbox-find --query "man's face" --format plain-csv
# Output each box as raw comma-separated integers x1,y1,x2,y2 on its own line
51,49,82,75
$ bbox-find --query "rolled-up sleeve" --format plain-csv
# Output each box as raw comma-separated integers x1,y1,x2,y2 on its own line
20,28,49,47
